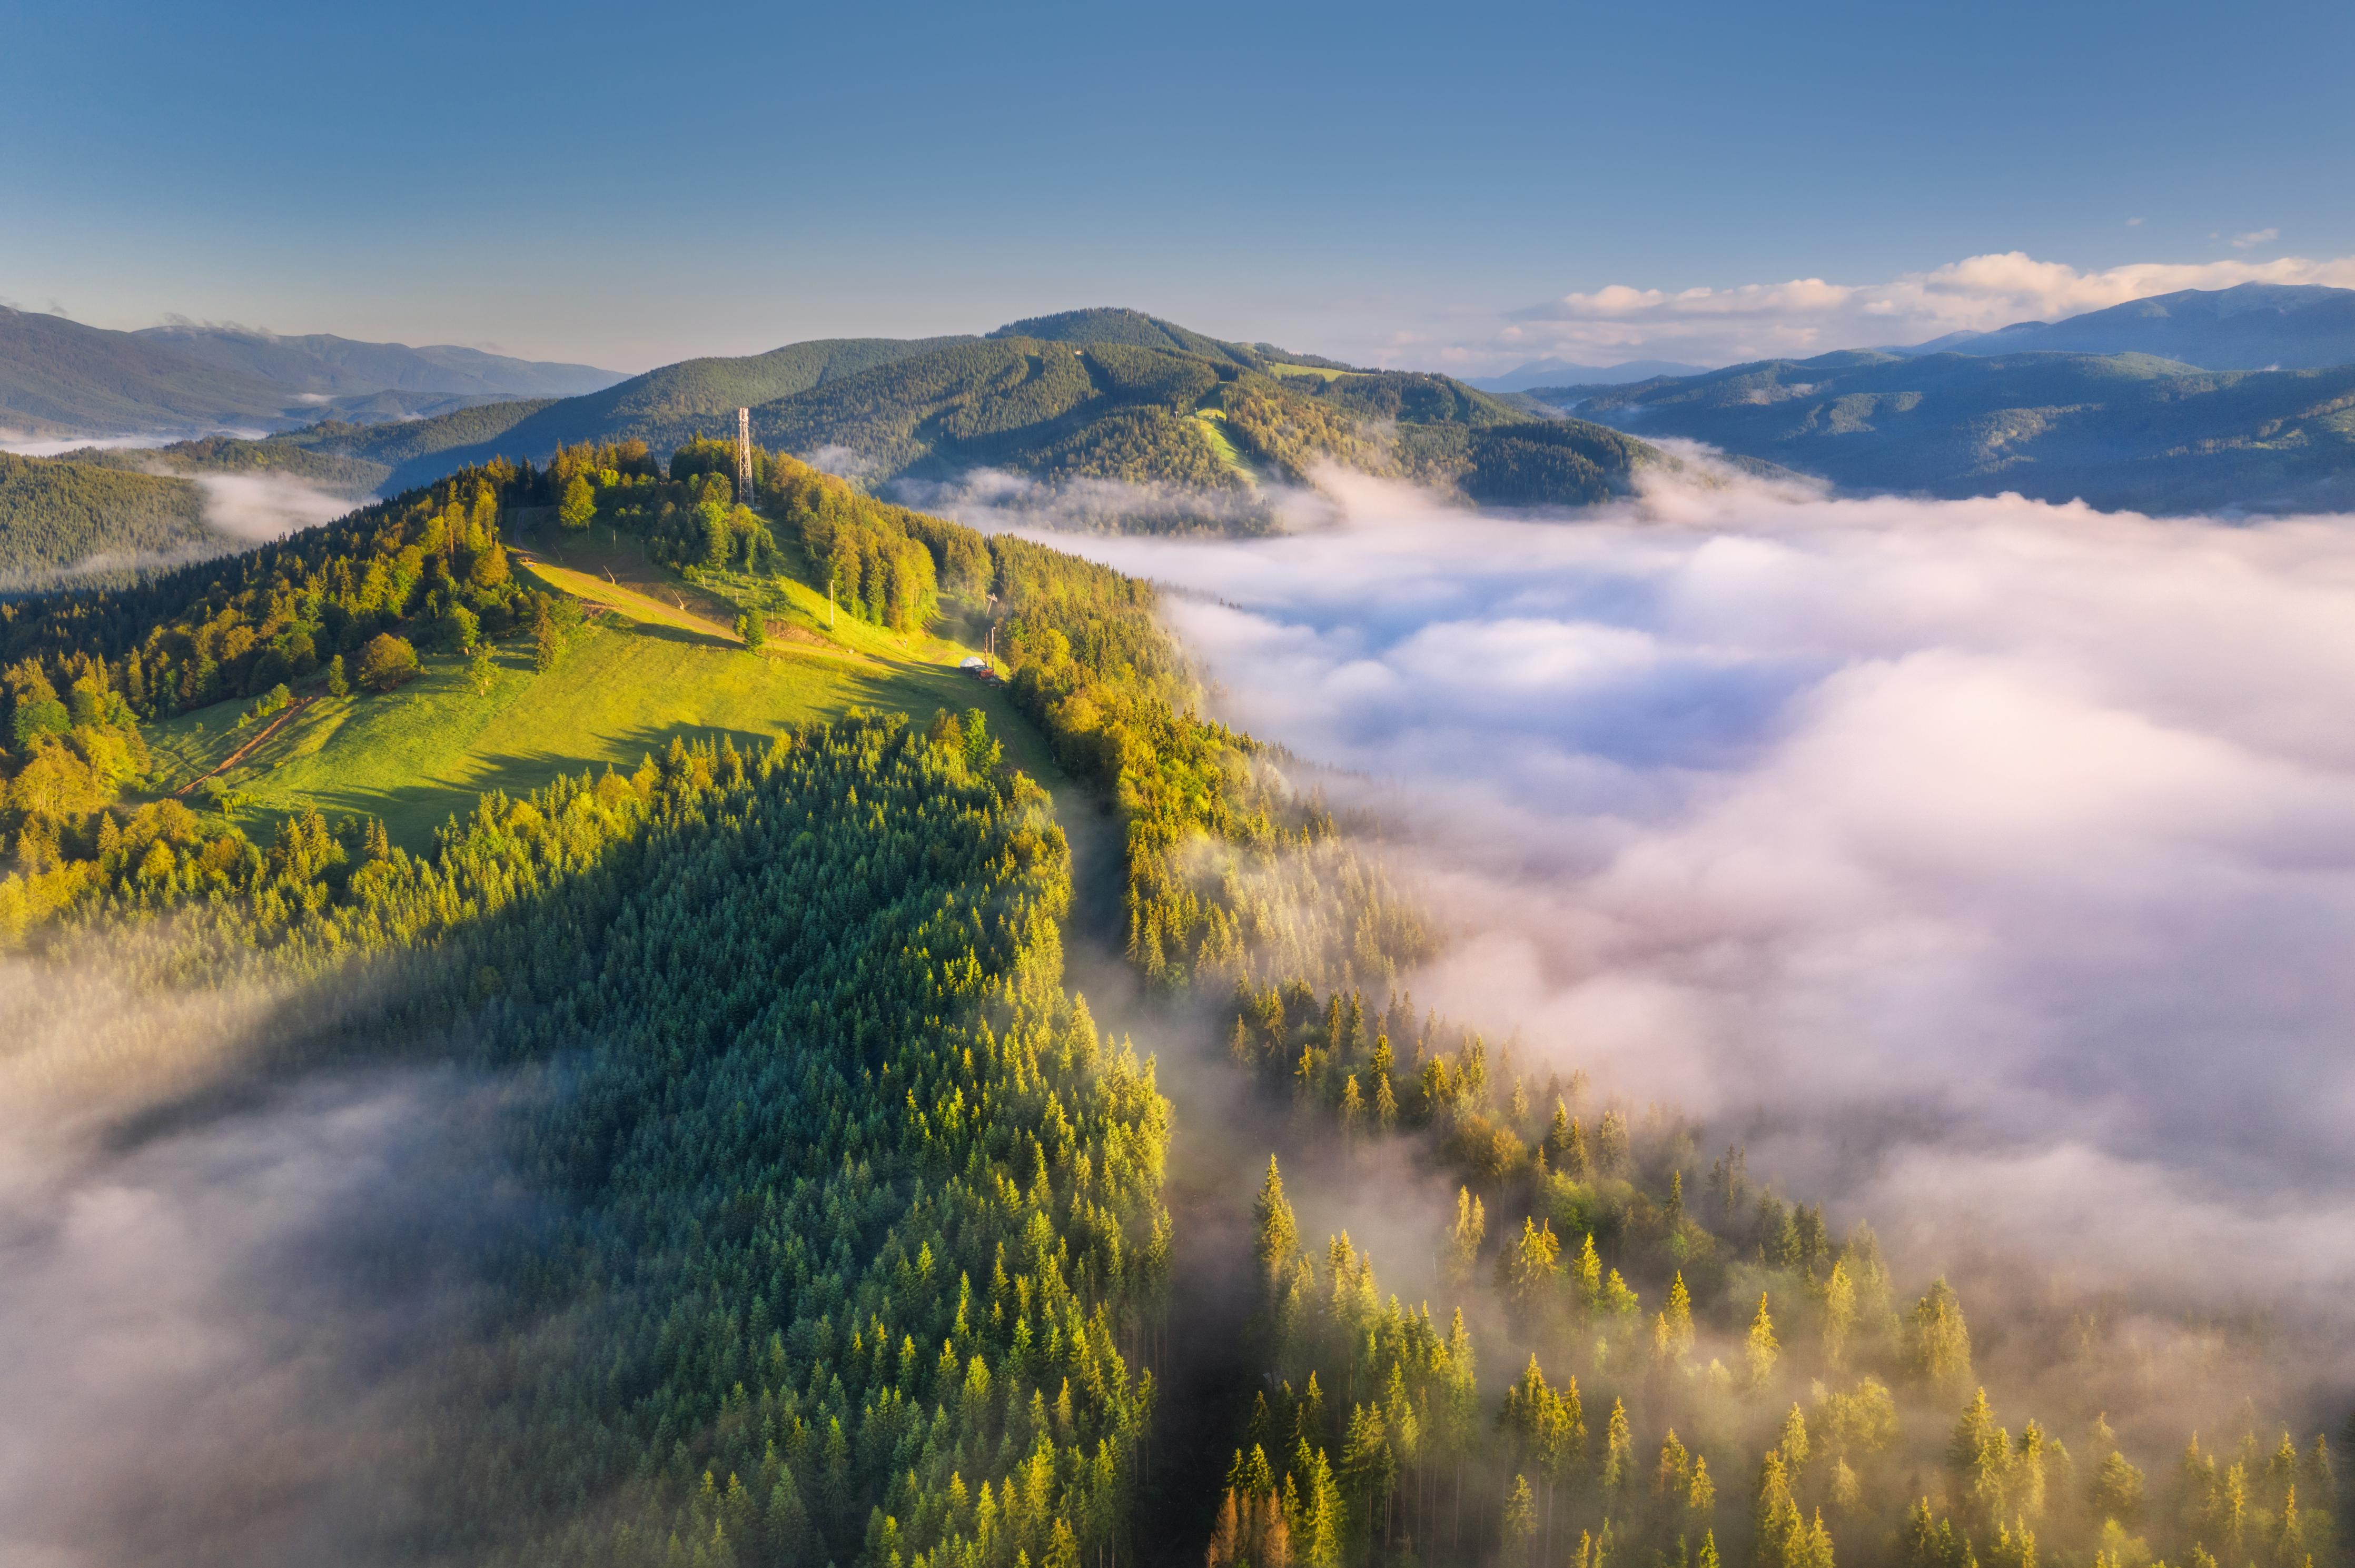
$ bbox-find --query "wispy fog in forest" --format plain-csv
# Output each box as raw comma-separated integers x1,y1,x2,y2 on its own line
192,472,357,540
989,463,2355,1334
0,962,520,1566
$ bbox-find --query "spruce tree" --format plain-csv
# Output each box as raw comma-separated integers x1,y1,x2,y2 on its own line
1748,1295,1782,1391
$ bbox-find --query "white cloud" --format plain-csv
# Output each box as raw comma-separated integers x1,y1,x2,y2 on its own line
2231,227,2281,250
0,433,182,458
1438,248,2355,369
0,957,521,1564
1024,466,2355,1336
193,472,359,541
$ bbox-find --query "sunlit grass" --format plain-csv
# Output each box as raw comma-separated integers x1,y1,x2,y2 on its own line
143,532,1061,849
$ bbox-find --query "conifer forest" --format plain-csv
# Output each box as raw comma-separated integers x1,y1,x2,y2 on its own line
0,441,2344,1568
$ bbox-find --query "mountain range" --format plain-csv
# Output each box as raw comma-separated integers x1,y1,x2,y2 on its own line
1898,282,2355,370
1534,345,2355,514
1467,358,1708,392
84,307,1662,521
21,284,2355,538
0,307,626,440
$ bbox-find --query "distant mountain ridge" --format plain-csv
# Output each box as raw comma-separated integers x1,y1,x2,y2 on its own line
1898,282,2355,370
1529,345,2355,514
1468,358,1708,392
132,324,626,399
0,307,627,440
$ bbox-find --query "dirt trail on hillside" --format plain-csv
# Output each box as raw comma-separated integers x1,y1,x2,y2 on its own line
173,696,314,798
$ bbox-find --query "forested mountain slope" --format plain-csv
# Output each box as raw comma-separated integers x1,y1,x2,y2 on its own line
89,338,973,499
369,336,978,491
356,312,1661,520
0,306,609,438
1537,349,2355,513
0,444,2338,1568
0,306,303,436
52,407,558,502
0,452,217,586
990,306,1262,366
13,309,1661,524
130,323,625,397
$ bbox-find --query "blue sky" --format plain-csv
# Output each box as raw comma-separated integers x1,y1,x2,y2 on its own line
5,0,2350,373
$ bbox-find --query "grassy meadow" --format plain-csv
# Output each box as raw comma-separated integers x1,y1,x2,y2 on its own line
144,525,1058,849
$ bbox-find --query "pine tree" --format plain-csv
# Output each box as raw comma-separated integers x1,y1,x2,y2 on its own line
1990,1516,2037,1568
1690,1455,1718,1517
1779,1405,1811,1473
1256,1157,1300,1289
1755,1452,1798,1568
1911,1279,1974,1390
1573,1232,1604,1310
1661,1271,1696,1361
1443,1187,1485,1286
1498,1217,1561,1314
1604,1399,1634,1497
1823,1261,1856,1368
1505,1474,1538,1565
1658,1431,1693,1498
1747,1295,1781,1391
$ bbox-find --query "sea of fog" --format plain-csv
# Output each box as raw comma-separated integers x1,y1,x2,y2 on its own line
943,461,2355,1335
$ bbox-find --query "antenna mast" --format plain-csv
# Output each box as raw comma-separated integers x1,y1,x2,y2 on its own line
735,407,754,503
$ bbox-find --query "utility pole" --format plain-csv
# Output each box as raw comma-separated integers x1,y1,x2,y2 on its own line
827,575,836,629
735,406,754,503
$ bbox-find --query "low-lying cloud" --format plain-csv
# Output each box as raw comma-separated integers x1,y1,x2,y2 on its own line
1025,466,2355,1336
0,956,526,1566
895,467,1292,535
192,472,360,541
0,472,363,593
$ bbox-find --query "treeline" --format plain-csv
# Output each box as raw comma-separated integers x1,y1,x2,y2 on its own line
1202,980,2348,1568
0,463,587,938
1395,421,1653,508
0,463,529,717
